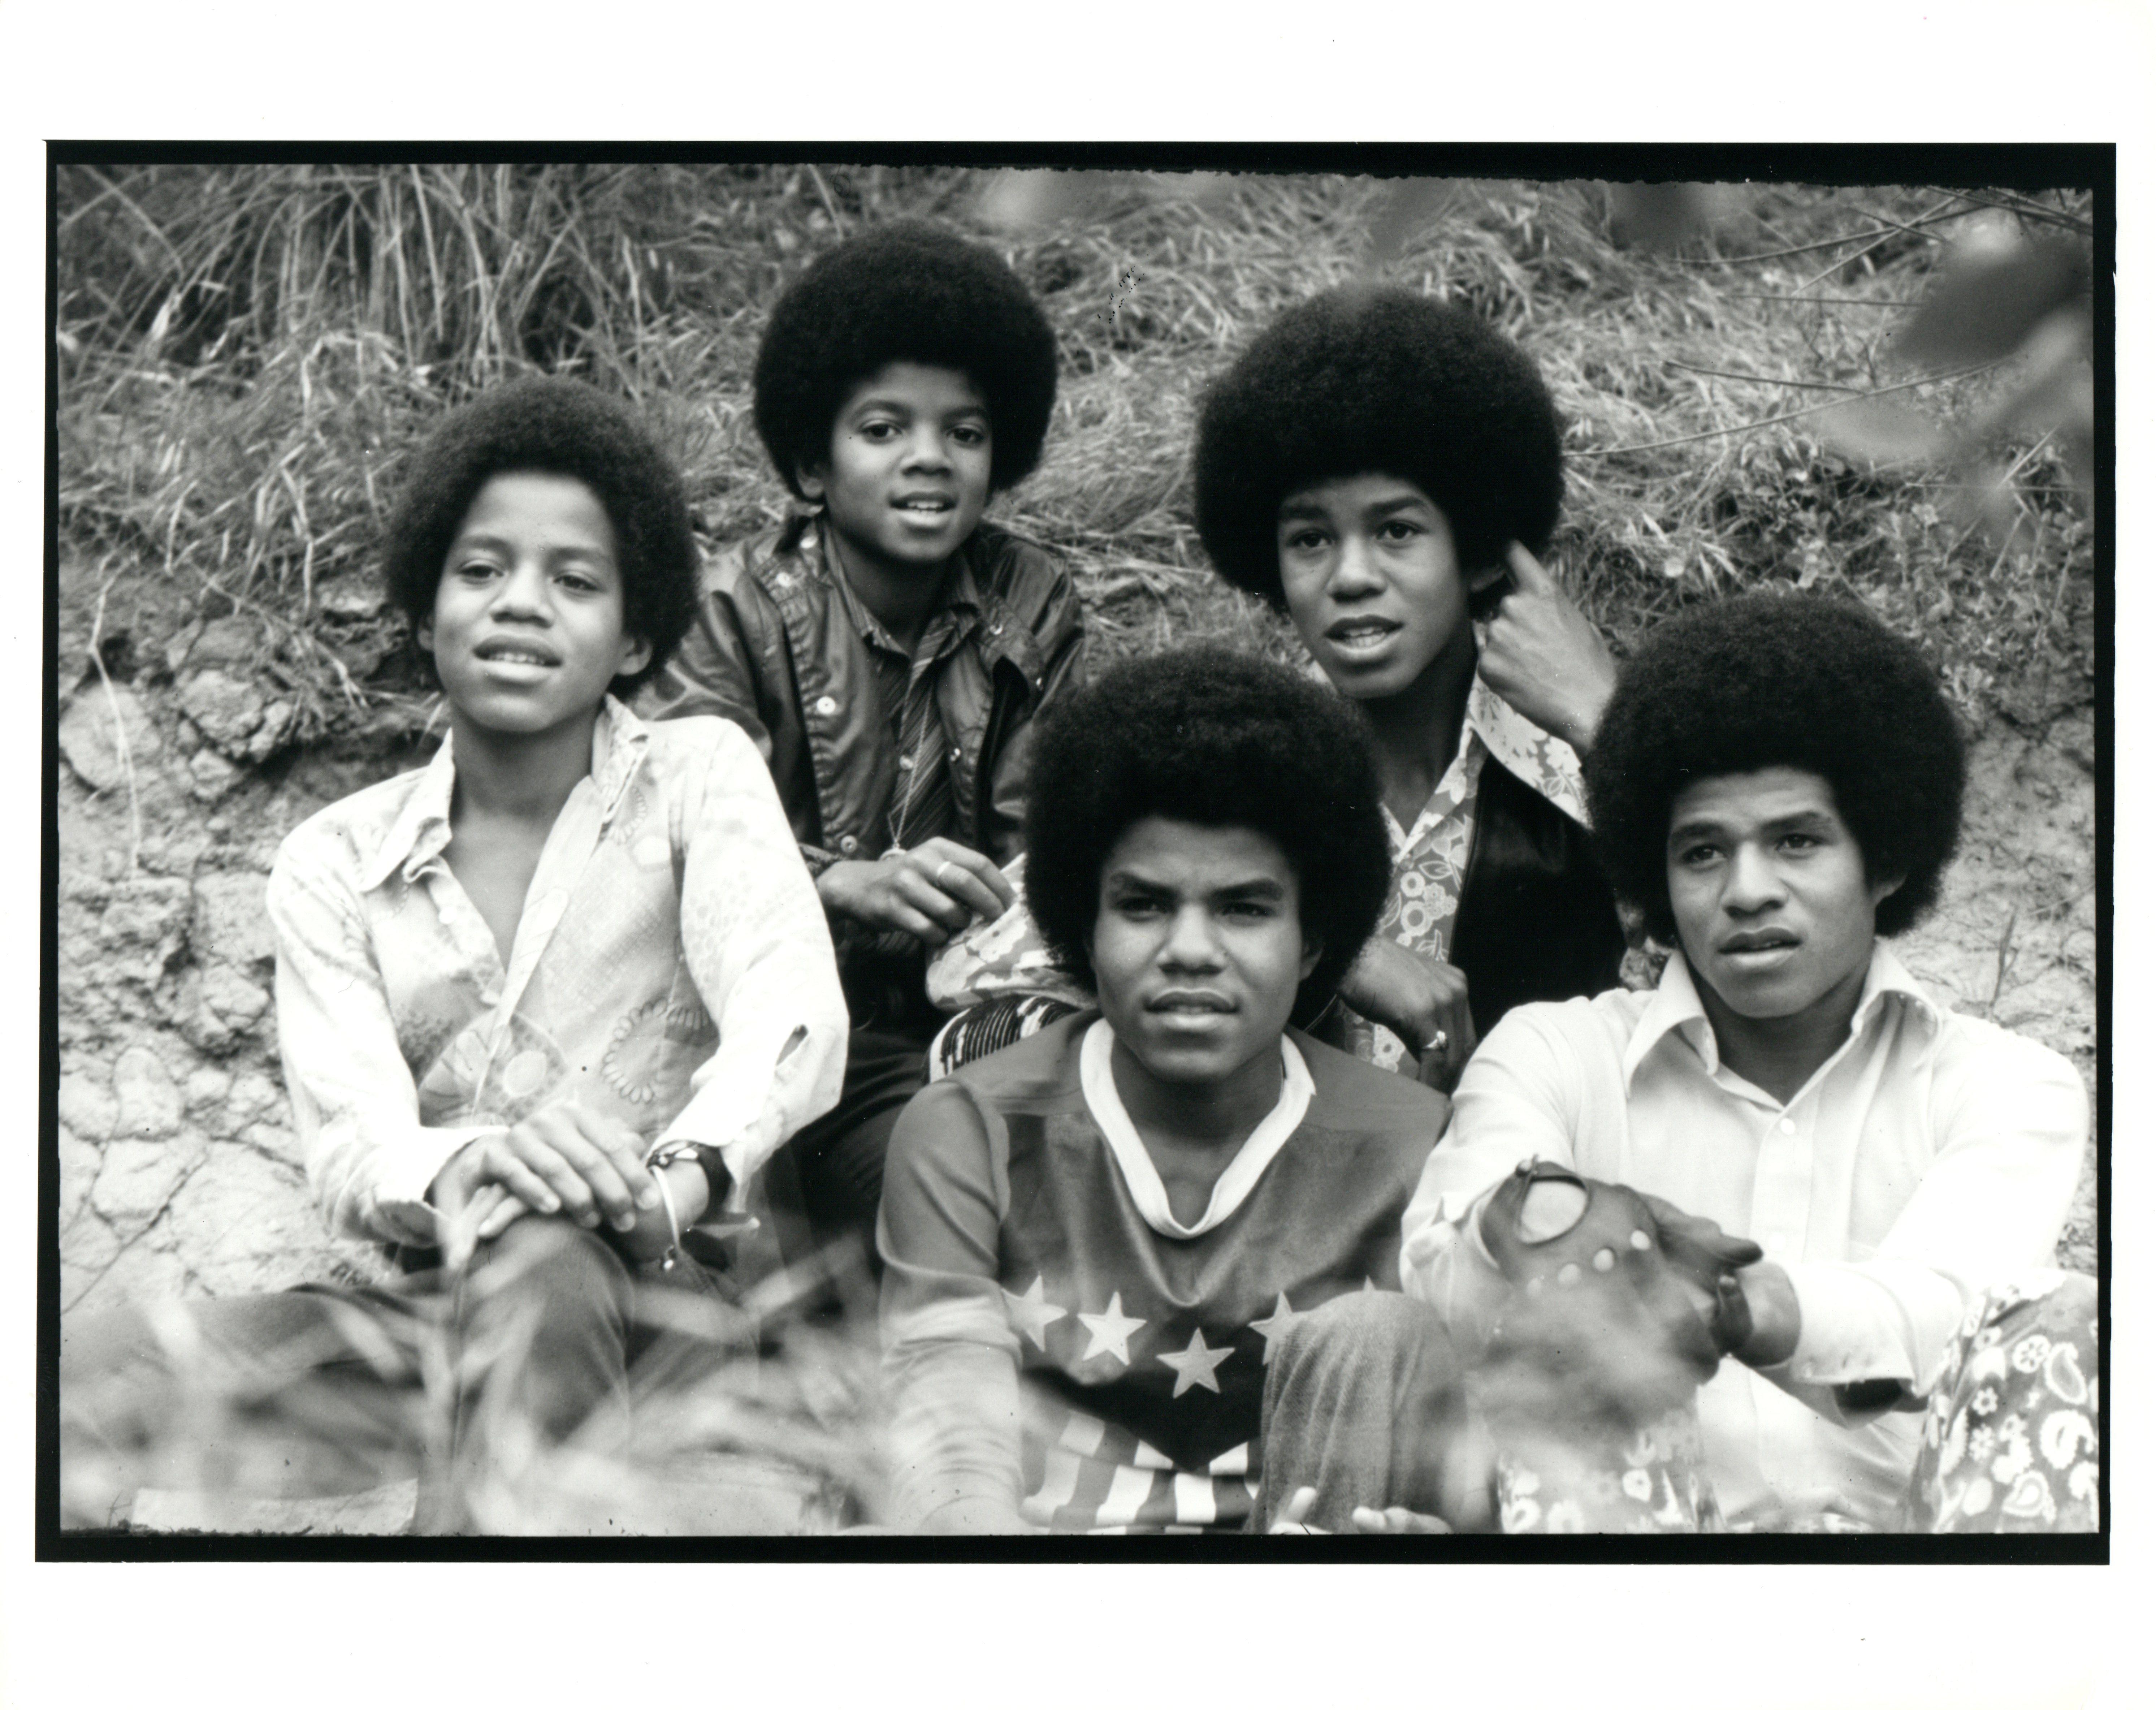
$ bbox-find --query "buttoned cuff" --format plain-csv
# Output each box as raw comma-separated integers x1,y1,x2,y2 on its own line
1781,1262,1922,1390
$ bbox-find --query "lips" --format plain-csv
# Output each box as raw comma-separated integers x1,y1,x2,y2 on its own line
1325,616,1401,643
1148,989,1235,1014
1720,929,1801,956
473,638,560,668
892,493,956,514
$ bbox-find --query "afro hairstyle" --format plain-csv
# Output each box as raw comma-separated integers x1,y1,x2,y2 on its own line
1583,593,1966,942
752,219,1059,500
1192,285,1564,607
1022,644,1391,1019
383,375,699,696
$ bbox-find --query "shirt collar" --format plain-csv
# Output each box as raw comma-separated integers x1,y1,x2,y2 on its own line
358,695,648,892
1622,940,1946,1089
1463,669,1590,823
814,523,984,658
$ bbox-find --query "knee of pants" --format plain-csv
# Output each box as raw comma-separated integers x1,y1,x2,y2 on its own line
1273,1290,1462,1396
461,1218,633,1331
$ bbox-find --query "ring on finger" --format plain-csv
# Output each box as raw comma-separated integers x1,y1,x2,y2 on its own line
1417,1028,1449,1055
935,859,957,889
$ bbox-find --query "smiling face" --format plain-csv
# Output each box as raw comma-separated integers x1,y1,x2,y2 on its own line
420,470,649,741
1666,767,1901,1033
800,361,994,582
1087,817,1321,1091
1276,473,1487,704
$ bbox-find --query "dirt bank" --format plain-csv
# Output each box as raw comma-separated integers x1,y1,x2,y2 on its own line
52,671,2099,1315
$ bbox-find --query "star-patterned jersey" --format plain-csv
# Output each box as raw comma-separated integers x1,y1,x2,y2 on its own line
879,1013,1443,1533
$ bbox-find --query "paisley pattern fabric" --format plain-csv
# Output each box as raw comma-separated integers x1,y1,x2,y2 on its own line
1493,1404,1724,1533
1907,1270,2100,1533
1350,674,1589,1073
1499,1272,2099,1532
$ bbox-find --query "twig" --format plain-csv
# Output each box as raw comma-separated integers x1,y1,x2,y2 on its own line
1722,293,1925,307
1934,188,2095,238
1665,359,1869,394
1579,360,2004,458
1680,202,1964,268
804,165,847,240
1985,906,2019,1019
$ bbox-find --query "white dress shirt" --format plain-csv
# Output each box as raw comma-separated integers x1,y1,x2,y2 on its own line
1401,945,2087,1528
266,698,848,1246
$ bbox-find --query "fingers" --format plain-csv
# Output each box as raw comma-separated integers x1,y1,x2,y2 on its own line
914,838,1015,919
504,1109,657,1234
1502,540,1559,595
1269,1486,1328,1535
476,1192,535,1244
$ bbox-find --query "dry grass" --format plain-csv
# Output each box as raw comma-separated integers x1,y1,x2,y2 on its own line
58,166,2096,750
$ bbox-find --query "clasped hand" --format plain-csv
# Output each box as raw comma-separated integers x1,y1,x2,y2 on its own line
428,1106,707,1269
1336,938,1477,1093
816,835,1015,948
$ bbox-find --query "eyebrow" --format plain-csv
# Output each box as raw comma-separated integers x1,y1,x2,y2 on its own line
1667,807,1841,844
849,396,990,420
1103,871,1288,902
450,530,615,564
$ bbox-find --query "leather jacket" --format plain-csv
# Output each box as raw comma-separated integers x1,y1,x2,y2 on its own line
640,519,1085,1033
641,519,1085,869
1448,757,1628,1038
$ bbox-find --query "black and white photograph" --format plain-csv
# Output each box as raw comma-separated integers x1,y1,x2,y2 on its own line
40,148,2105,1546
7,7,2144,1706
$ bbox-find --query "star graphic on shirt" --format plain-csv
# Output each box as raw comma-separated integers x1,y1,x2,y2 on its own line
1076,1291,1147,1366
1250,1292,1301,1365
1001,1276,1068,1351
1157,1327,1234,1399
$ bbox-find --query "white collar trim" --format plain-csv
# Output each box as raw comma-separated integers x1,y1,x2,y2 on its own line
1078,1018,1314,1240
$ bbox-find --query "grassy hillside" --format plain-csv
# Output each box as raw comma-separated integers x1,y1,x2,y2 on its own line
56,164,2096,747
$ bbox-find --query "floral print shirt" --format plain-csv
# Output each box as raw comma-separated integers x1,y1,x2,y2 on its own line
1359,674,1591,1072
265,698,849,1247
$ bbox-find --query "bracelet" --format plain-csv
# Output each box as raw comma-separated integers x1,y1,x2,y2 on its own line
649,1163,683,1271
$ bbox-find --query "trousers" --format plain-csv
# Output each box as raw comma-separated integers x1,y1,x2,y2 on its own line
1251,1271,2100,1534
60,1216,744,1533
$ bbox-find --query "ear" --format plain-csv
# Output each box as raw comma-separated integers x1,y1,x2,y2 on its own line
1299,934,1324,984
416,616,434,655
795,461,827,505
1868,872,1905,911
616,632,654,681
1465,558,1511,599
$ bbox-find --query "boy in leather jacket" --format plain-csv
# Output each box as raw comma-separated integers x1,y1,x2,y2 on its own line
641,221,1082,1257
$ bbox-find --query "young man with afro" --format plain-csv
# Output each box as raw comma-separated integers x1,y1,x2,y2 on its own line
1191,284,1628,1091
878,648,1445,1534
642,219,1082,1258
62,377,848,1531
1259,595,2095,1534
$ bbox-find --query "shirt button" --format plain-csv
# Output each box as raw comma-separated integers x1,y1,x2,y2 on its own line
988,622,1003,636
814,695,838,716
838,835,860,855
948,745,962,761
1778,1118,1797,1135
898,755,915,771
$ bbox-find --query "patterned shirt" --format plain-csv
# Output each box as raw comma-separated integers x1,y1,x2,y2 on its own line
880,1014,1441,1533
265,698,849,1247
1356,673,1591,1072
1400,946,2088,1528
